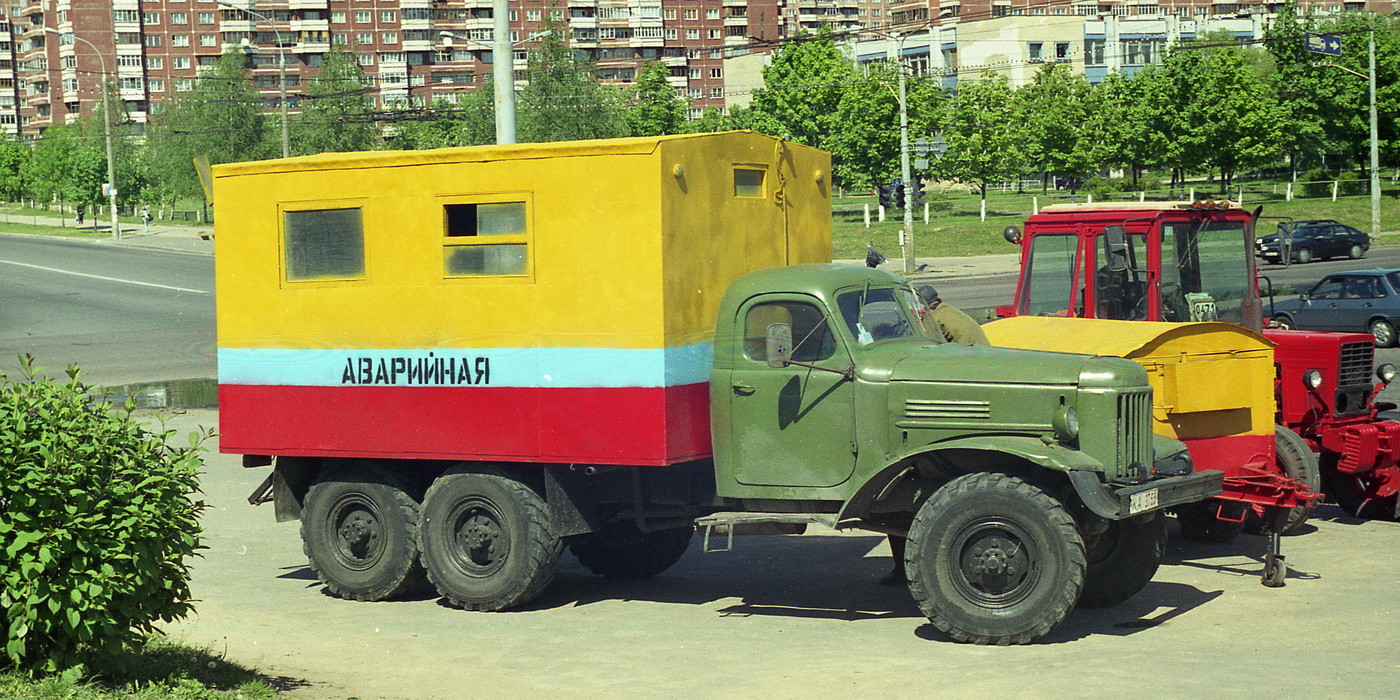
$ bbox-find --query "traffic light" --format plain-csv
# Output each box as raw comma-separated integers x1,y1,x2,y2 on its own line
912,179,927,208
878,182,896,209
893,182,906,209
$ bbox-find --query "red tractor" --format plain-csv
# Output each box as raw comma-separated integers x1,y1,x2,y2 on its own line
995,201,1399,539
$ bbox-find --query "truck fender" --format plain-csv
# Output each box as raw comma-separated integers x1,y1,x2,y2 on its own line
837,435,1107,522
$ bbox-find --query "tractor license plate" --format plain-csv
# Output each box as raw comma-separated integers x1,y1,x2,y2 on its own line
1128,488,1159,515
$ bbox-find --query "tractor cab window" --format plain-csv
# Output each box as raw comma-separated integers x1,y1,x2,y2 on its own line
1094,232,1149,320
1160,219,1250,323
1020,234,1080,317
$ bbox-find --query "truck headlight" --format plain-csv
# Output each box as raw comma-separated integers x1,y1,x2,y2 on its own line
1378,363,1397,384
1053,405,1079,442
1303,369,1324,389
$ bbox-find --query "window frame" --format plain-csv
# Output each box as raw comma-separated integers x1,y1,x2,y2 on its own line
437,192,535,282
278,198,370,287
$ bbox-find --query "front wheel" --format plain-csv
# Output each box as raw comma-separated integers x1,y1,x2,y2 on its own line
905,472,1085,645
1175,499,1244,543
1077,514,1166,608
1295,247,1313,264
569,522,694,579
1272,315,1294,331
421,468,562,611
1326,470,1400,520
1349,243,1366,260
300,465,425,602
1371,319,1398,348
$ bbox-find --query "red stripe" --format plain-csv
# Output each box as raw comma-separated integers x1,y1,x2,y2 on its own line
219,383,713,466
1180,433,1273,475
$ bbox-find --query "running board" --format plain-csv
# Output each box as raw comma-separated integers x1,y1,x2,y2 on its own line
695,512,836,553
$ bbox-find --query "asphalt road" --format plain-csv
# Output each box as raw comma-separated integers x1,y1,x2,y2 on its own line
0,234,215,386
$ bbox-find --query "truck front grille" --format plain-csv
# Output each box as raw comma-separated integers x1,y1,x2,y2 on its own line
1339,342,1374,388
1116,390,1153,474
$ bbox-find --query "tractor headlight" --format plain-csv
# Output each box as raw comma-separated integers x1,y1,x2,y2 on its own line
1053,405,1080,442
1303,369,1324,390
1378,363,1397,384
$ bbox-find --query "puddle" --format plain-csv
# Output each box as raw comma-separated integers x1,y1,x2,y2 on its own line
104,378,218,409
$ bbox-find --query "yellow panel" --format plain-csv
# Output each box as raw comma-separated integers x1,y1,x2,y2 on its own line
985,316,1274,438
214,132,831,351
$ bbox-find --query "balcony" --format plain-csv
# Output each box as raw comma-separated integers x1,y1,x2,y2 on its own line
287,0,330,8
402,39,435,51
294,40,329,53
289,19,329,33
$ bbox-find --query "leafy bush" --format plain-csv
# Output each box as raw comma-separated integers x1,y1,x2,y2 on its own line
1,356,207,675
1298,168,1333,199
1336,170,1365,196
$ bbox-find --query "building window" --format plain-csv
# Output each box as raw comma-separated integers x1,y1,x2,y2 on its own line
172,35,190,47
380,10,396,22
527,9,541,20
709,67,722,78
119,77,143,91
1055,42,1070,60
144,35,162,47
1028,42,1042,60
171,12,187,24
198,11,215,24
174,57,191,69
146,56,163,69
142,12,159,25
284,208,366,282
664,8,676,19
707,29,720,39
119,54,142,68
332,11,346,23
706,8,719,18
1122,39,1159,65
357,53,374,65
1085,39,1105,65
333,33,348,45
355,11,370,23
666,28,677,40
357,32,373,44
709,87,722,98
686,29,699,39
149,79,164,92
992,5,1009,17
200,34,216,47
442,201,529,277
114,9,139,23
684,9,698,19
382,32,397,43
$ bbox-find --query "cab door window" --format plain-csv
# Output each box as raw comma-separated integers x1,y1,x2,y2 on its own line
743,301,836,362
1094,232,1148,320
1021,234,1080,317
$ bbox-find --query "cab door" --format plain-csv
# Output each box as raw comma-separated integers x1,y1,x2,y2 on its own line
1294,276,1345,330
727,295,857,488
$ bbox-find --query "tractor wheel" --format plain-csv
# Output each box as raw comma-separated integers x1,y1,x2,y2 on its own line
905,472,1085,645
1370,319,1398,348
1077,513,1166,609
1175,499,1244,543
1326,470,1400,521
1244,427,1322,535
569,522,694,579
300,465,425,601
421,468,562,611
1295,247,1313,264
1349,243,1366,260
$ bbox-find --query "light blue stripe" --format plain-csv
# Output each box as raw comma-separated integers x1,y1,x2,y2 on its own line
217,345,714,388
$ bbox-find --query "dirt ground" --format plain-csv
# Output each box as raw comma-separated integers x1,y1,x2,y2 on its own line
160,408,1400,699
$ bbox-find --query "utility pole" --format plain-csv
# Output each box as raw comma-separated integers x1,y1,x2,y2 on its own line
218,1,289,158
1369,28,1380,241
897,44,915,274
493,0,515,144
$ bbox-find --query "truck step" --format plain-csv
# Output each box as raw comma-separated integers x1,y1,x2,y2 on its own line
695,512,836,553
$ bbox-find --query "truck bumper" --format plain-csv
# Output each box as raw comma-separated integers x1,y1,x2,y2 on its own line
1069,469,1224,520
1319,419,1400,475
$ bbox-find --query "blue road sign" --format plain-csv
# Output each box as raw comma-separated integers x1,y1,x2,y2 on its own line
1305,33,1343,56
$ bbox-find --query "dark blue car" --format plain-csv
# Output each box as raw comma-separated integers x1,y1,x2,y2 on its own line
1272,269,1400,346
1257,219,1369,264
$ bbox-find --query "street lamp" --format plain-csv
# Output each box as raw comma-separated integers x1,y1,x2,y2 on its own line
438,25,550,145
217,0,289,158
46,28,119,239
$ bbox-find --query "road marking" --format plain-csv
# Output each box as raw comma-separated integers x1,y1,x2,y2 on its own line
0,259,210,294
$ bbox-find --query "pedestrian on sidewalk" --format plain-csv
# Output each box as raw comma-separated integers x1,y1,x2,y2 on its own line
865,241,886,268
74,205,84,225
141,204,152,233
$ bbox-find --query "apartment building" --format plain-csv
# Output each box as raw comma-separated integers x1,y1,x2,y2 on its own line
2,0,883,139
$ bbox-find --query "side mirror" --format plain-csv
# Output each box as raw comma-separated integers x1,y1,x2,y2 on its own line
765,323,793,368
1003,225,1021,244
1300,292,1310,302
1103,225,1129,272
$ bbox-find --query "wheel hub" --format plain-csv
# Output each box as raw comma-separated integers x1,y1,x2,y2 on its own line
953,522,1037,607
454,506,509,571
330,502,384,569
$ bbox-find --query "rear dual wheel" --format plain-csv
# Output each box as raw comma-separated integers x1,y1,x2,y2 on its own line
301,465,425,601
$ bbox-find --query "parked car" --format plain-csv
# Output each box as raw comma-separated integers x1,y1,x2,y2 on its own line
1272,269,1400,346
1257,219,1369,264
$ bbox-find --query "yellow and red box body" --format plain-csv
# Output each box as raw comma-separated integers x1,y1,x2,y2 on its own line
214,132,831,466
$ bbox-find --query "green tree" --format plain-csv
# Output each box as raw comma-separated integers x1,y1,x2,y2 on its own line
1193,47,1286,188
682,106,731,134
24,123,81,207
293,43,381,155
937,74,1027,202
144,49,268,201
517,22,631,142
1265,2,1331,177
0,133,27,201
745,29,854,151
388,90,496,149
827,63,942,190
1019,64,1097,193
629,60,688,137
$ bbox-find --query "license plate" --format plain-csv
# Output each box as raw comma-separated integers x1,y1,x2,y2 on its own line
1128,488,1159,515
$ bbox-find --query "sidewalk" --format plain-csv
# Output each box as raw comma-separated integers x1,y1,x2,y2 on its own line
0,210,215,256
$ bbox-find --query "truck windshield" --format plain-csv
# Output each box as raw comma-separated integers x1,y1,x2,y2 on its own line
837,287,920,345
1021,234,1080,317
1160,219,1250,324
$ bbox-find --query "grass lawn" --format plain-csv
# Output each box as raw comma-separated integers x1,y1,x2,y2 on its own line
0,637,280,699
0,220,116,238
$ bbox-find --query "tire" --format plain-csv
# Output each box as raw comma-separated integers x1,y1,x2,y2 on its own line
1325,470,1400,520
1370,319,1398,348
300,465,425,602
421,468,562,611
1295,247,1313,264
1174,499,1245,543
1349,243,1366,260
1275,426,1322,533
905,472,1085,645
569,523,694,579
1272,315,1294,331
1077,513,1167,609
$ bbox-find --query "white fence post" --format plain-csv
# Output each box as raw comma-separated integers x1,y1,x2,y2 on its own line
1332,181,1339,201
923,201,929,224
864,203,871,228
980,199,987,222
878,205,885,222
1139,191,1145,202
1087,194,1094,204
1032,196,1038,215
1286,182,1293,201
